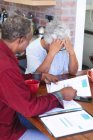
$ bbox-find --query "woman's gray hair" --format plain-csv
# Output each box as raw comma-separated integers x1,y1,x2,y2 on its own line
2,15,31,41
44,20,71,44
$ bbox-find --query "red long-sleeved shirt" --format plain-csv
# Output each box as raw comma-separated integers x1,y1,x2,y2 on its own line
0,40,60,140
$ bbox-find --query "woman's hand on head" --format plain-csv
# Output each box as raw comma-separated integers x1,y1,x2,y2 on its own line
63,37,74,55
48,39,64,55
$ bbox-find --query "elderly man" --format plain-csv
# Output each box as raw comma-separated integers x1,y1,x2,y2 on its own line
26,20,78,76
0,15,77,140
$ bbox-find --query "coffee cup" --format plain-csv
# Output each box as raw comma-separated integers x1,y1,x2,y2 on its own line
87,69,93,82
25,79,40,96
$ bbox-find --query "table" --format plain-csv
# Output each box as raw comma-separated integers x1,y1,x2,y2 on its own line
28,70,93,140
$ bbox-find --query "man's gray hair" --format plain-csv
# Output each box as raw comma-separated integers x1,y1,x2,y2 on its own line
2,15,31,41
44,20,71,44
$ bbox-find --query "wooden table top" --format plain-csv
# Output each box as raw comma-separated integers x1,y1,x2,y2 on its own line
28,70,93,140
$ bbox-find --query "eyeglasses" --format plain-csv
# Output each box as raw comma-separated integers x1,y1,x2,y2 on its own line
59,48,66,51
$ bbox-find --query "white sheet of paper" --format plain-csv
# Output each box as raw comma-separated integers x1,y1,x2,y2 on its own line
39,100,82,117
46,75,91,97
41,110,93,138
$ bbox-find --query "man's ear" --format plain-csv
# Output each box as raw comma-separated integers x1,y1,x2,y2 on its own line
15,37,25,45
18,37,25,44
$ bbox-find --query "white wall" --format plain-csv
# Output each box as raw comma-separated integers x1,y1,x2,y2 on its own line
74,0,86,70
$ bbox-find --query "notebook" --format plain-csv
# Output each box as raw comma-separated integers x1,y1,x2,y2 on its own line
46,75,91,97
40,110,93,138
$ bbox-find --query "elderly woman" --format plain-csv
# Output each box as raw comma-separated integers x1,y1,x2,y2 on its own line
25,20,78,76
0,15,77,140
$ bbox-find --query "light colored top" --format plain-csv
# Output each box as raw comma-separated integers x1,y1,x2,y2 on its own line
25,38,69,75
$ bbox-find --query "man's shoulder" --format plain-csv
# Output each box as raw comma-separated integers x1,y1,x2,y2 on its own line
0,54,17,73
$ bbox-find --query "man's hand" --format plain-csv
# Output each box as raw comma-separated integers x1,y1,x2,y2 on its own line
60,87,77,101
41,73,58,84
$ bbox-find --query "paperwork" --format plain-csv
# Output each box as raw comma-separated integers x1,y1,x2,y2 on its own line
39,100,82,117
46,75,91,97
40,110,93,138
